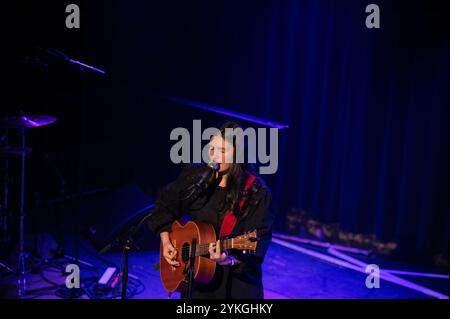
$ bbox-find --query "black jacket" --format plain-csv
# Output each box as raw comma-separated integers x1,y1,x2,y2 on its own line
147,164,273,299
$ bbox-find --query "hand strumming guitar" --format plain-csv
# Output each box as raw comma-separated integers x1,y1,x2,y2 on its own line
161,231,180,267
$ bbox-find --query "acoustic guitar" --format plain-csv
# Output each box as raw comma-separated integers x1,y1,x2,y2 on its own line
160,220,258,293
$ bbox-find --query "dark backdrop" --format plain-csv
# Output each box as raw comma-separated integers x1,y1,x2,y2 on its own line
4,0,448,265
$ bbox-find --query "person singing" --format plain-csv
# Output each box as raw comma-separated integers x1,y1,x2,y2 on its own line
147,122,273,299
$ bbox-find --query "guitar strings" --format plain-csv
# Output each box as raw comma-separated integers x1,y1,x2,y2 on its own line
178,241,231,255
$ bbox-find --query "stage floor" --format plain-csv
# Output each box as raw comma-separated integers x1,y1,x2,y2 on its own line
0,237,448,299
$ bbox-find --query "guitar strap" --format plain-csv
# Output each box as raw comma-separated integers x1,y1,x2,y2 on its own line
219,172,256,239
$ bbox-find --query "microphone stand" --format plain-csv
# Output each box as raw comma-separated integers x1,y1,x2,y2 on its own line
100,211,153,299
121,237,133,299
185,238,196,299
180,164,218,299
181,163,218,201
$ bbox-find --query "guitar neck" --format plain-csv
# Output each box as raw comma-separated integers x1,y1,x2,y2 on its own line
194,238,233,256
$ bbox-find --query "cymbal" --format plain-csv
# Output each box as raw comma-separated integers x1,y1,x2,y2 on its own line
0,115,57,128
0,144,32,158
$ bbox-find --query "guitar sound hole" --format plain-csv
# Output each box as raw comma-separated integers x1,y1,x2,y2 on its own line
181,243,190,263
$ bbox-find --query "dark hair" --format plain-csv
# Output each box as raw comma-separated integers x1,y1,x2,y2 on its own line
213,121,265,217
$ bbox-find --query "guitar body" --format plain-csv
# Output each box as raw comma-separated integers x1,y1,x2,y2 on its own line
160,220,216,293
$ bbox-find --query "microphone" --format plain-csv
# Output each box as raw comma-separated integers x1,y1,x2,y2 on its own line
45,48,107,75
193,160,219,191
178,161,219,201
26,47,107,75
182,160,219,200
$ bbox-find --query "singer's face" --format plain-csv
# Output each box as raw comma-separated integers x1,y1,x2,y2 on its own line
209,135,234,173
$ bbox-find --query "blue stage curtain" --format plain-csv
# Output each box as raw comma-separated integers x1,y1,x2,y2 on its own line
202,0,449,263
34,0,446,264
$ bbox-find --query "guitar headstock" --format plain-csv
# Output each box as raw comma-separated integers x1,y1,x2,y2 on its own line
231,230,258,253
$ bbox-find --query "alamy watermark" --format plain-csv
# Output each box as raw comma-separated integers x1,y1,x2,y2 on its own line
365,4,380,29
65,264,80,289
169,120,279,174
65,4,80,29
365,264,381,288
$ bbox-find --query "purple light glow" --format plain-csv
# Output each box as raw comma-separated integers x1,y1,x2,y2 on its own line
69,59,106,75
272,238,449,299
328,247,449,299
165,96,289,129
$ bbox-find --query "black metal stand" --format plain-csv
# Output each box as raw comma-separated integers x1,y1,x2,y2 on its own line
100,212,153,299
185,238,196,299
121,238,132,299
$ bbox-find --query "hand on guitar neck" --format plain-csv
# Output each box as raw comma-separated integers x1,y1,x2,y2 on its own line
208,240,240,267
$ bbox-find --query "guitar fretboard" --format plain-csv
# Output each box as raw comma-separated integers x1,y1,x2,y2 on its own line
193,238,233,256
